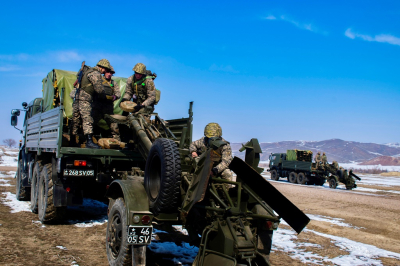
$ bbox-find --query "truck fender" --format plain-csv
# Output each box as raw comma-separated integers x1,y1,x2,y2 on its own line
105,179,151,224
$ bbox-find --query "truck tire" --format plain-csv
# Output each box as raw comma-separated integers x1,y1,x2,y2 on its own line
288,172,297,183
38,163,66,223
16,159,30,201
144,138,181,215
30,161,43,214
297,172,306,184
329,178,337,189
270,170,279,181
106,197,132,266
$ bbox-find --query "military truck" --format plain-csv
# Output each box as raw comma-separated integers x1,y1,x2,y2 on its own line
268,149,326,185
268,150,361,190
105,136,310,266
9,69,177,223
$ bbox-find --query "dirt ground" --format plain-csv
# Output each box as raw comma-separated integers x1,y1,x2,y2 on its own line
1,171,400,266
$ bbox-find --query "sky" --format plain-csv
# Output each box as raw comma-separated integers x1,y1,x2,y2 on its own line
0,0,399,145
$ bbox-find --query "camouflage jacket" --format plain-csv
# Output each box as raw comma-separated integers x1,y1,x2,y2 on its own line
86,66,105,96
189,136,233,174
322,155,327,163
123,75,156,106
102,77,121,99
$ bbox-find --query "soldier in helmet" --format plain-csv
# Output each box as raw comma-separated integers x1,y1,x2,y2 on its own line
120,63,157,119
72,59,112,149
322,152,328,165
189,123,233,183
91,66,121,141
315,151,322,166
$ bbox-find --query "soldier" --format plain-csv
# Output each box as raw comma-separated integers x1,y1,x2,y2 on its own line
92,66,121,141
120,63,156,119
322,152,328,165
189,123,233,182
315,151,322,166
73,59,112,149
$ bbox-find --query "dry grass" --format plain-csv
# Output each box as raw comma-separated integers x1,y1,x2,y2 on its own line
381,171,400,177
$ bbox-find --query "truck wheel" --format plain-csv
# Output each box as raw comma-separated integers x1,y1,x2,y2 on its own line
30,161,43,213
106,197,134,266
328,178,337,189
270,170,279,181
144,138,181,215
297,173,306,184
288,172,297,183
16,159,30,201
38,163,66,223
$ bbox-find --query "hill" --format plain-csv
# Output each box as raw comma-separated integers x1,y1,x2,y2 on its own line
231,139,400,163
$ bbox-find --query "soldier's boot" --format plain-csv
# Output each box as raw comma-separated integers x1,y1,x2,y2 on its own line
86,134,100,149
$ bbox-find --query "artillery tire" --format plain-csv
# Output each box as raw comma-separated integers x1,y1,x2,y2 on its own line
16,160,30,201
297,172,307,184
288,172,298,183
106,198,132,266
38,163,66,223
30,161,43,213
144,138,181,215
270,170,279,181
329,178,337,189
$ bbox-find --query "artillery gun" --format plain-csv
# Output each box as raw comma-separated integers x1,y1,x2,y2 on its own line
105,108,310,265
324,161,361,190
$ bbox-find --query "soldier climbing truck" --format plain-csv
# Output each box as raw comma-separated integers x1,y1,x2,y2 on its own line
11,68,310,265
268,150,360,190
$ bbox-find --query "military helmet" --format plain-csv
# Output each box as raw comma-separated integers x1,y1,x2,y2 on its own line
133,63,146,74
323,152,326,155
204,123,222,138
110,66,115,74
97,59,111,70
317,152,321,154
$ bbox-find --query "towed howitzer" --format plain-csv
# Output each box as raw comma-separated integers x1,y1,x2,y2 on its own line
105,105,310,265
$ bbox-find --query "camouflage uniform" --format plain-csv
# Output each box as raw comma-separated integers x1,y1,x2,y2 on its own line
73,66,106,135
123,75,156,113
92,76,121,140
189,136,233,181
322,153,328,165
315,152,322,166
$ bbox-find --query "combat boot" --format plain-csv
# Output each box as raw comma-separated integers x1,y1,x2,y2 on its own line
86,134,100,149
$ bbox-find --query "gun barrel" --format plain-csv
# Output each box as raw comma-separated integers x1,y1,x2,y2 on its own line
350,171,361,181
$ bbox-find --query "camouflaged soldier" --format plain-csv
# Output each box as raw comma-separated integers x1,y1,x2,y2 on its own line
322,152,328,165
315,152,322,166
92,66,121,141
120,63,156,118
75,59,112,149
189,123,233,182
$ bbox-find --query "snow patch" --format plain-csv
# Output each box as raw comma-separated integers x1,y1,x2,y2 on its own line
307,214,363,229
1,192,31,213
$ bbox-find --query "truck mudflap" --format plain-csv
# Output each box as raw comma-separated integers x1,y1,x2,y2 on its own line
229,157,310,234
105,179,151,224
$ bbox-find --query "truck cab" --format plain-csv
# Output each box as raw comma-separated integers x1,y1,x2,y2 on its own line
269,153,285,170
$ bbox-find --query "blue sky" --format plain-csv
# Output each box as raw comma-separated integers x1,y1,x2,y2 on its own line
1,0,399,144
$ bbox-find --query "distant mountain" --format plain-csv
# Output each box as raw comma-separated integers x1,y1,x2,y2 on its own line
231,139,400,163
359,156,400,166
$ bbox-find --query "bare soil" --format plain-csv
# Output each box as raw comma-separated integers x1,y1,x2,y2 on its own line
1,173,400,265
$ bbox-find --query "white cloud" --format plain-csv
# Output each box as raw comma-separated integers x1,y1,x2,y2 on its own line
209,64,239,73
264,14,327,35
0,65,20,72
345,28,400,46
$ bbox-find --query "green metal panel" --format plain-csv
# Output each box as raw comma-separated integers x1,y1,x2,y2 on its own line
282,160,311,171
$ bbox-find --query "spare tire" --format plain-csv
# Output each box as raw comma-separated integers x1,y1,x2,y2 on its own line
144,138,181,215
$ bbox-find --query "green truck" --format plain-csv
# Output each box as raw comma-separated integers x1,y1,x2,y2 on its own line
268,150,326,185
11,69,310,265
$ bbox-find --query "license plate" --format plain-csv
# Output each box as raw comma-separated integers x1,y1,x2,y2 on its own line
127,226,153,245
63,169,95,177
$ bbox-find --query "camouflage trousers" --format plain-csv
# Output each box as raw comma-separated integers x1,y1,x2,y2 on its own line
70,90,94,136
92,102,120,141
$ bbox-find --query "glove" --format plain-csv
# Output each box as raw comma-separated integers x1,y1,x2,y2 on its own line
212,167,218,176
133,105,144,112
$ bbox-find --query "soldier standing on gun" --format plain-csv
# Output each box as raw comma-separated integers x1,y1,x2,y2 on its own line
74,59,112,149
120,63,156,120
92,66,121,141
189,123,233,182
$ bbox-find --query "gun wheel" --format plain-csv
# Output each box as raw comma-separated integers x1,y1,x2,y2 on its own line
329,178,337,189
145,138,181,215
